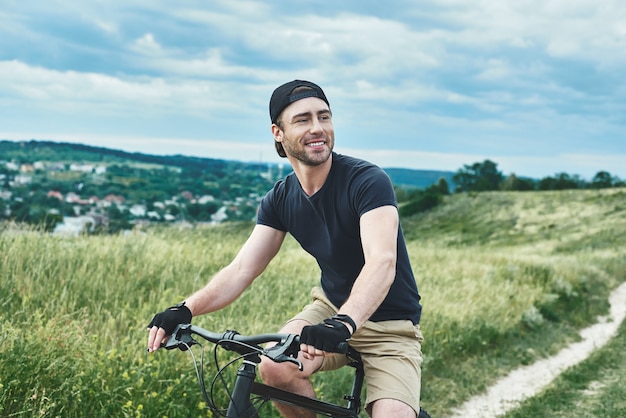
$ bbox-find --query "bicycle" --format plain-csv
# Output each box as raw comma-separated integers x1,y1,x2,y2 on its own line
161,323,431,418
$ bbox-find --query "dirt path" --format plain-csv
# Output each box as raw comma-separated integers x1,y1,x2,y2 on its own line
447,281,626,418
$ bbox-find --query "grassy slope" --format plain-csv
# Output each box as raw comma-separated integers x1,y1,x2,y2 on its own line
504,318,626,417
1,188,625,417
402,188,626,416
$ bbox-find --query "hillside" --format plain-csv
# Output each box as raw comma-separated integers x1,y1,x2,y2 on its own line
0,139,270,172
401,187,626,250
1,188,625,417
0,139,457,231
384,167,455,189
0,139,453,189
402,188,626,416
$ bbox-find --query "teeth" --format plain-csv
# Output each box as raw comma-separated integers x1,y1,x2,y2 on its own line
308,141,324,146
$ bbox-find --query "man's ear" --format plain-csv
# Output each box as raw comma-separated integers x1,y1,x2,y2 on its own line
271,124,283,142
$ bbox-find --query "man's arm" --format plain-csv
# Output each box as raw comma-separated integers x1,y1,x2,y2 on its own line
299,205,399,358
148,224,286,351
337,205,399,331
184,224,286,316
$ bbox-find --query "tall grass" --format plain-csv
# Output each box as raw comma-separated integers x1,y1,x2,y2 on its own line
1,188,625,417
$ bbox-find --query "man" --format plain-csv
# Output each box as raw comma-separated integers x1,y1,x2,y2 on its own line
148,80,424,417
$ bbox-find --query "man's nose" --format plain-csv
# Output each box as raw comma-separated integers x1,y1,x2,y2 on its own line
309,118,323,133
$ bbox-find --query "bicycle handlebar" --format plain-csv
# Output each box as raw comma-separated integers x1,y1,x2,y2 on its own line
162,323,350,370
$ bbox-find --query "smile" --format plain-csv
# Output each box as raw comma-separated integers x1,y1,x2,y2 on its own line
307,141,325,147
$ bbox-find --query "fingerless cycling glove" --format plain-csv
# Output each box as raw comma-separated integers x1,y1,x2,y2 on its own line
147,302,192,335
300,315,354,353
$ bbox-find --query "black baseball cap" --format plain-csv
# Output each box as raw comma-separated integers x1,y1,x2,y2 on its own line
269,80,330,124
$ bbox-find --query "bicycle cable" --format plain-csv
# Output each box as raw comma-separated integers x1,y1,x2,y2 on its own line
177,340,224,415
209,339,272,417
180,337,280,416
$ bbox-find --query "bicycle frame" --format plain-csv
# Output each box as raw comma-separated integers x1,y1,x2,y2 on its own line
227,358,363,417
163,324,364,417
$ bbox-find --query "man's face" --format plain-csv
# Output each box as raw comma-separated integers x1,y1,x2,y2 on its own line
273,97,334,166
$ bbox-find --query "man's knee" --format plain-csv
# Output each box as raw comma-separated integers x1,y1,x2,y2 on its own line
258,357,287,386
258,358,305,385
259,355,320,387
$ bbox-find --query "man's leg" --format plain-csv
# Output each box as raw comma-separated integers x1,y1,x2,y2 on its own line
369,398,416,418
353,320,424,418
258,319,323,418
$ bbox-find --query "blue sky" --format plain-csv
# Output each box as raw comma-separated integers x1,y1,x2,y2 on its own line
1,0,625,180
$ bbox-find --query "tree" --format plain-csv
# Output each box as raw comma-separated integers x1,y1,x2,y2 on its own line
501,174,535,191
39,213,64,232
591,171,613,189
106,204,131,234
434,177,450,195
186,202,219,222
453,160,504,192
538,173,582,190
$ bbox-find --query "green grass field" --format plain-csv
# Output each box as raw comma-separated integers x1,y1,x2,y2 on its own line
504,316,626,417
1,188,625,417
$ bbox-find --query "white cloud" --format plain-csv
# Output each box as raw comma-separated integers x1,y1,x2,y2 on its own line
431,0,626,65
0,60,260,119
132,33,162,53
476,59,514,82
0,1,625,180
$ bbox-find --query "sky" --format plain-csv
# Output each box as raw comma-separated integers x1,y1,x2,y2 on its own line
1,0,625,180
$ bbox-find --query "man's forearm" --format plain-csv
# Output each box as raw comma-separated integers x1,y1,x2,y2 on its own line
337,255,396,330
184,263,256,316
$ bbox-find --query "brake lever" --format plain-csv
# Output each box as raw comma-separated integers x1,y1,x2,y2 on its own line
271,354,303,371
162,323,197,351
263,334,303,371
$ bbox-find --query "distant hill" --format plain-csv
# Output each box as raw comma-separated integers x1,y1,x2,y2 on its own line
0,139,453,189
383,167,455,189
0,139,266,172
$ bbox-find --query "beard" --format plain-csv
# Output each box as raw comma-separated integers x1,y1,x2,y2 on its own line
281,135,334,166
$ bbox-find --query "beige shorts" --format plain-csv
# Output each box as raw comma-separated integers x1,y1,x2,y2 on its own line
289,287,424,414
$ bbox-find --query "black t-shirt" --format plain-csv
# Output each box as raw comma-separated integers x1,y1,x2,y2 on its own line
257,153,421,324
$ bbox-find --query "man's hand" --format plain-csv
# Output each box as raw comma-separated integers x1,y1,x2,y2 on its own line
147,302,192,352
300,315,354,355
